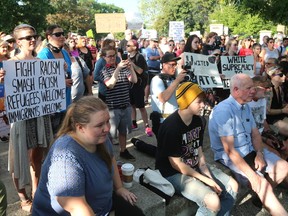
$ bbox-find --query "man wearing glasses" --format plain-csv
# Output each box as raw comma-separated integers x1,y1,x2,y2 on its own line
209,73,288,215
150,52,186,137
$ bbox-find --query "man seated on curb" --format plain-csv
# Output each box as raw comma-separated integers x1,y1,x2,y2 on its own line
209,74,288,216
248,76,288,161
156,82,238,215
150,52,186,138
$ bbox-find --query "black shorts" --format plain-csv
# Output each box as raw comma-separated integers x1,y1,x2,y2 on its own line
130,83,145,108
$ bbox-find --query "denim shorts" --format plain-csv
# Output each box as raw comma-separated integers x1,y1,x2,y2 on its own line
109,106,132,138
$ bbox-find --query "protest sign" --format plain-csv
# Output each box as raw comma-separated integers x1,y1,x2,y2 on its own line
169,21,184,42
140,29,157,39
3,59,66,124
221,55,254,78
95,13,126,33
183,52,223,88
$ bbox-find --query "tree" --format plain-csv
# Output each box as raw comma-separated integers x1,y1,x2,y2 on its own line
228,0,288,26
209,3,276,38
139,0,218,37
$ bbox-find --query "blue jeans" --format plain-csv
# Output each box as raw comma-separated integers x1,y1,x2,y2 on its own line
166,165,237,216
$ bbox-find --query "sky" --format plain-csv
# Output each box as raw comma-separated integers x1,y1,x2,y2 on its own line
97,0,140,14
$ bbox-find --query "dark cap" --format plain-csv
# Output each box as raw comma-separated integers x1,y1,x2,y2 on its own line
161,52,181,63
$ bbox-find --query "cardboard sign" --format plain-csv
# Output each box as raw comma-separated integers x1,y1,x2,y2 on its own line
3,59,66,123
95,13,126,33
221,56,254,78
169,21,184,42
183,53,223,88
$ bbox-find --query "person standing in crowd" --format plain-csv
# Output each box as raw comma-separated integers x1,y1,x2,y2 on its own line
37,24,73,134
66,37,79,57
126,39,153,136
0,40,9,64
252,43,265,76
175,39,185,57
156,82,238,216
8,24,53,213
223,39,239,56
118,29,133,56
277,37,288,57
32,96,143,216
150,53,185,138
139,38,149,57
238,37,253,56
99,46,138,161
144,38,163,104
260,37,279,62
209,73,288,216
202,32,218,55
261,35,269,49
2,35,16,57
94,39,121,102
159,36,169,54
166,39,176,54
178,35,201,70
77,36,94,95
87,37,98,66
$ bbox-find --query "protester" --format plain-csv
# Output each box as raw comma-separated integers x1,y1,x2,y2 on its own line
156,82,238,215
202,32,219,55
94,39,121,102
175,39,185,57
209,73,288,215
266,67,288,137
277,37,288,57
32,96,143,216
37,24,73,134
126,39,153,136
260,37,279,62
252,43,265,76
144,38,163,104
99,46,138,161
118,29,133,56
166,39,176,54
224,39,238,56
87,37,97,65
150,52,185,138
0,40,9,63
248,76,288,160
66,37,79,57
238,37,253,56
8,23,53,213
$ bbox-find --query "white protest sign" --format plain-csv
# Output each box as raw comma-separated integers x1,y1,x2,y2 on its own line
3,59,66,123
183,53,223,88
221,56,254,78
169,21,184,42
140,29,157,39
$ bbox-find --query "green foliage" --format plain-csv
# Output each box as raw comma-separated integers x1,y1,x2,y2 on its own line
228,0,288,26
208,3,276,39
139,0,218,37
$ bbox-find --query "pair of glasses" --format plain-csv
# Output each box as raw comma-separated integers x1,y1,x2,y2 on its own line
18,35,38,41
272,73,284,77
51,32,65,37
167,63,177,67
126,45,133,47
106,54,116,58
265,62,273,65
213,53,220,56
169,44,175,47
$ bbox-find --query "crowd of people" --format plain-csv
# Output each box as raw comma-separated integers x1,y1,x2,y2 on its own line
0,24,288,215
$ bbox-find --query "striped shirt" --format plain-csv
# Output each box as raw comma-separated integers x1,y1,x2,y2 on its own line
100,66,131,109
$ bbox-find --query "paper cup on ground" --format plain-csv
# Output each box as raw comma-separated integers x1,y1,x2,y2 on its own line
121,163,134,188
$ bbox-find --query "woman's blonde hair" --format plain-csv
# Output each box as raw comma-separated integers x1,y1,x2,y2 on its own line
56,96,112,171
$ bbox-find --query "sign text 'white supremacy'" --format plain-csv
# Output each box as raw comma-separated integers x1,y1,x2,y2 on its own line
3,59,66,123
221,56,254,78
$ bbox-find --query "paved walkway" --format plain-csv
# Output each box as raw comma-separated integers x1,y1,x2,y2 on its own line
0,86,287,215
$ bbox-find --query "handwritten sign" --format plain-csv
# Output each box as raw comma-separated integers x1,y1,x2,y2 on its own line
221,56,254,78
3,59,66,123
169,21,184,42
183,53,223,88
0,83,9,139
95,13,126,33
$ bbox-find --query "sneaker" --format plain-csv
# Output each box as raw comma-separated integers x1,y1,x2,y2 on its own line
145,127,153,137
120,149,136,161
132,123,138,130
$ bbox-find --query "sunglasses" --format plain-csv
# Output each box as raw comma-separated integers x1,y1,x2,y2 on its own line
106,54,116,58
169,44,175,46
126,45,133,47
272,73,284,77
18,35,38,41
51,32,65,37
213,53,220,56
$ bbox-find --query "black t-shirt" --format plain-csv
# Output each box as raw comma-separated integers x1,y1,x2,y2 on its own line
201,44,217,55
78,47,93,72
130,52,148,72
155,111,204,177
